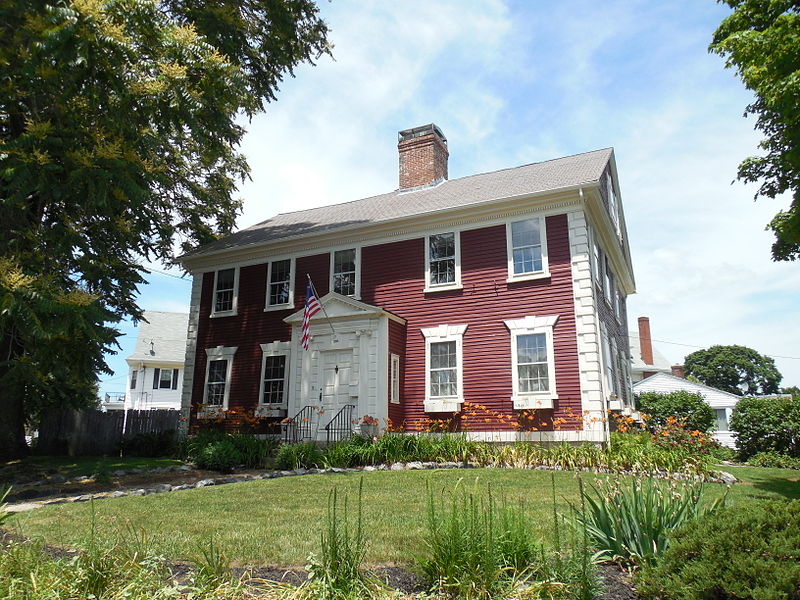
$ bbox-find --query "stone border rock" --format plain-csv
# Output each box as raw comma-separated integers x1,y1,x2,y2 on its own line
5,461,736,512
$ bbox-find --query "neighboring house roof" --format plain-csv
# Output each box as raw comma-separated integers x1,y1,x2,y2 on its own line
126,311,189,365
629,331,672,374
632,372,740,407
183,147,614,259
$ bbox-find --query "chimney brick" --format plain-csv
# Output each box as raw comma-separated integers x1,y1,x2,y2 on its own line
638,316,654,366
398,124,448,189
671,365,685,378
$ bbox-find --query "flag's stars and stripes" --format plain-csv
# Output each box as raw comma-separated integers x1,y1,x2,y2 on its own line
301,280,321,350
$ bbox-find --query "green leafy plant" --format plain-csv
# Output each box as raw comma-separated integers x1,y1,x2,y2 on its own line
0,486,12,527
730,395,800,459
571,476,724,568
275,442,325,470
747,451,800,470
196,439,242,473
636,391,715,432
636,499,800,600
417,480,541,599
194,536,234,589
119,431,177,458
303,479,375,600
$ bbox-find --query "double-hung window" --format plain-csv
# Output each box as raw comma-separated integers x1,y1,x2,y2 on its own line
203,346,237,409
607,175,621,237
153,368,179,390
258,341,291,412
212,268,237,316
421,324,467,412
390,354,401,404
507,217,549,281
604,258,613,305
714,409,729,431
425,232,460,290
331,248,359,297
266,259,294,309
504,315,558,409
130,370,138,390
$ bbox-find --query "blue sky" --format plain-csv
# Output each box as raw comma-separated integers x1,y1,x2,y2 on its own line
99,0,800,395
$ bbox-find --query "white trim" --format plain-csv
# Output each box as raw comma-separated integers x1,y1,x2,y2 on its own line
329,246,361,299
183,201,579,275
265,257,296,311
421,324,468,412
257,341,291,414
424,231,462,292
210,267,239,318
390,353,401,404
202,345,237,410
504,315,559,409
506,216,550,282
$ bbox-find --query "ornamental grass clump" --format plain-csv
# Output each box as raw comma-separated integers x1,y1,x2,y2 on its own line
417,480,542,600
302,478,377,600
571,476,724,568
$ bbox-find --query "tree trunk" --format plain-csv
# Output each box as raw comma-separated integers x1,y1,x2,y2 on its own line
0,331,29,459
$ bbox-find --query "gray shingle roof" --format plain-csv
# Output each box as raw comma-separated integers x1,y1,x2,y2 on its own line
183,147,613,259
126,311,189,364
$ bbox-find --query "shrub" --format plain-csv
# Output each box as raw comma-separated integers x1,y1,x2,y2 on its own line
651,418,721,456
571,476,723,568
196,439,241,473
747,451,800,470
275,442,324,470
636,391,715,433
636,500,800,600
730,395,800,459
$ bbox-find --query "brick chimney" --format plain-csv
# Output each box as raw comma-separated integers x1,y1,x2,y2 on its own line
671,365,685,378
638,316,654,366
398,124,448,189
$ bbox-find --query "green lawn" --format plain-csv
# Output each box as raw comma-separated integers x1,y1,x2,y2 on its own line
9,466,799,567
0,456,184,484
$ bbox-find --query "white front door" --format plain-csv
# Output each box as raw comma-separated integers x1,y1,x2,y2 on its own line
320,349,353,415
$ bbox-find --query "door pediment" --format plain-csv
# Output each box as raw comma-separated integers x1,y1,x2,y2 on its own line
284,292,405,324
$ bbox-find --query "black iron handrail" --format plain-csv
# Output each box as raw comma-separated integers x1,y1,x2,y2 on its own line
282,405,316,443
323,404,356,444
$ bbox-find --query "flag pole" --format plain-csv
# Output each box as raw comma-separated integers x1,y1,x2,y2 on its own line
307,274,338,340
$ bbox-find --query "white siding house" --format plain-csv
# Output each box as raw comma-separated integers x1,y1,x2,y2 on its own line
125,311,189,411
632,372,739,448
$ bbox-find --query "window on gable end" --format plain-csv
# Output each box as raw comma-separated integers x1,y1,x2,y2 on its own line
212,268,237,315
504,315,558,409
266,259,294,309
332,248,360,297
507,217,549,281
425,232,461,290
607,174,621,237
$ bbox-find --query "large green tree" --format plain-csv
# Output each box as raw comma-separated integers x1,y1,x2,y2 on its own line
0,0,329,458
683,344,782,396
710,1,800,261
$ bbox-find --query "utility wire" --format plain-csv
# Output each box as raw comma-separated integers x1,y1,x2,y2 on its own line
628,333,800,361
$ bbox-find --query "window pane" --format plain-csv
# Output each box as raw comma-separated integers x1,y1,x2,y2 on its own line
159,369,172,389
269,259,291,305
715,409,728,431
429,233,455,260
215,268,235,312
429,233,456,285
333,272,356,296
517,334,547,364
334,249,356,272
430,341,456,369
430,258,455,284
206,360,228,406
511,219,540,247
431,369,457,397
519,364,549,392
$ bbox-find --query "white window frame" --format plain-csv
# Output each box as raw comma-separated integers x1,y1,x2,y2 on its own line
211,267,239,317
424,231,462,292
390,353,401,404
714,408,730,432
591,237,601,285
504,315,558,409
607,175,621,238
202,345,237,411
265,258,295,310
600,330,616,400
329,247,361,298
604,257,613,305
421,324,468,412
130,369,138,390
506,217,550,282
158,368,174,389
257,341,291,416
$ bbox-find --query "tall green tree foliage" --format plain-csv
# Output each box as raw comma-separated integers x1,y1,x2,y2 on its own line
0,0,329,457
710,1,800,261
683,344,782,396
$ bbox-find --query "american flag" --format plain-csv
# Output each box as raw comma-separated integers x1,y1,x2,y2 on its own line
301,280,321,350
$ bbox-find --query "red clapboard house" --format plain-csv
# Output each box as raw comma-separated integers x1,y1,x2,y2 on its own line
178,124,636,443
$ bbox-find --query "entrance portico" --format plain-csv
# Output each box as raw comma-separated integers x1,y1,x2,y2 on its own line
284,293,405,441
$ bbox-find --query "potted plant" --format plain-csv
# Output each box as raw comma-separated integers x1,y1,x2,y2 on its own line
359,415,379,437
